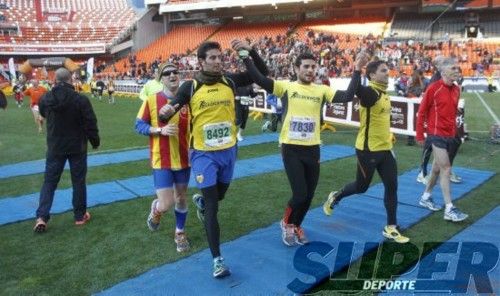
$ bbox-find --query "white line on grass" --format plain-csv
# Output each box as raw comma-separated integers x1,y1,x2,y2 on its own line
474,91,500,124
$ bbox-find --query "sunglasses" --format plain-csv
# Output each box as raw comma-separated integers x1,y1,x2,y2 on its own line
161,70,179,77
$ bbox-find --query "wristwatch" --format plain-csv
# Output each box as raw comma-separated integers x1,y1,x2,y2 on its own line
155,127,162,134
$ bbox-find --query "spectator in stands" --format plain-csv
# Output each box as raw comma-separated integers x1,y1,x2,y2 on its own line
135,63,191,253
394,71,408,96
33,68,100,233
416,57,468,223
24,79,47,133
159,40,269,279
405,70,426,146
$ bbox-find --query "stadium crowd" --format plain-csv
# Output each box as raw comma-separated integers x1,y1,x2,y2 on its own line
100,30,499,83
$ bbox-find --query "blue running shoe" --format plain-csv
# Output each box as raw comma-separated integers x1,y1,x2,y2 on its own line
213,256,231,278
192,193,205,223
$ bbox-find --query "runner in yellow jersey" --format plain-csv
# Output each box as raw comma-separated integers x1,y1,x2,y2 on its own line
241,51,369,246
323,58,410,244
159,40,269,278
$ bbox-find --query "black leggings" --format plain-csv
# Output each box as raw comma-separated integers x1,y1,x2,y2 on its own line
420,137,462,176
200,182,229,258
235,102,249,129
282,144,320,226
336,149,398,226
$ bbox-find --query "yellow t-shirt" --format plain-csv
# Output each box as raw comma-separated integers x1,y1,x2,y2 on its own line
189,80,237,151
273,80,335,145
355,90,393,151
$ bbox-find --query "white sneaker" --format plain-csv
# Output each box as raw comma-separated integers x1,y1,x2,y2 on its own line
261,121,270,132
419,196,442,211
450,172,462,184
444,207,468,222
416,171,428,185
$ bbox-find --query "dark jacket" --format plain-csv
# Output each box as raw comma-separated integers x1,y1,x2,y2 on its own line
39,81,99,155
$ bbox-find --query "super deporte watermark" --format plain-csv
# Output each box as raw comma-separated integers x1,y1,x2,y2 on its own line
287,241,499,294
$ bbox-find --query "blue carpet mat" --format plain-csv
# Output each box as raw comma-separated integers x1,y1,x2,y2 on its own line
364,167,495,207
97,167,494,295
0,144,353,226
387,206,500,295
0,133,279,180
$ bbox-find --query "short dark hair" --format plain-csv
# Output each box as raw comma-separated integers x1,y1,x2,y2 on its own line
294,52,316,67
365,60,387,81
197,41,222,60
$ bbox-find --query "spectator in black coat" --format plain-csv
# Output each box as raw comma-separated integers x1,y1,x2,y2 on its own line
33,68,100,233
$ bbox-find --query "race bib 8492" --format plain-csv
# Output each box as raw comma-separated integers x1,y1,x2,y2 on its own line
203,121,232,147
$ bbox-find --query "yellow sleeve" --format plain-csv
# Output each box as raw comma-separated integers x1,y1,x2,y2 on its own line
272,80,287,98
139,83,149,101
324,85,336,103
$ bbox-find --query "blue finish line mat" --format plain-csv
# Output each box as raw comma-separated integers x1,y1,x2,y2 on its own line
387,206,500,295
0,133,279,180
97,167,494,295
0,144,354,225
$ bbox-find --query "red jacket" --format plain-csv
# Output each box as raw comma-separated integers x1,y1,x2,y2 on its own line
416,79,459,141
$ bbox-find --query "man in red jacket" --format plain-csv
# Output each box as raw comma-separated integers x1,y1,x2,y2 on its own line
416,57,468,222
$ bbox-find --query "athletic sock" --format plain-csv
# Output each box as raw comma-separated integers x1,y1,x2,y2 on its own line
445,203,454,212
174,206,188,232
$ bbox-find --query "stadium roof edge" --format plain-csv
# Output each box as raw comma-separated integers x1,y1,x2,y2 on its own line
159,0,313,13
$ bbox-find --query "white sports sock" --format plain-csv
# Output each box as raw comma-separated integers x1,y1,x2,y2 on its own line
445,203,454,212
421,192,431,200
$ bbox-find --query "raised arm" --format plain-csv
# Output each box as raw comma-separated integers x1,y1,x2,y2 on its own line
241,57,274,93
227,39,270,87
331,51,370,103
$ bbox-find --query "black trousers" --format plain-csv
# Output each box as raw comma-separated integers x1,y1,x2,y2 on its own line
235,101,249,129
337,149,398,226
282,144,320,226
36,152,88,222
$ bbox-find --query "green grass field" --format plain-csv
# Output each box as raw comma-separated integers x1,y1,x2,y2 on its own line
0,92,499,295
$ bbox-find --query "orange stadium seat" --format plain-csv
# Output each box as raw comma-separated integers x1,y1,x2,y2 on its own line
0,0,136,45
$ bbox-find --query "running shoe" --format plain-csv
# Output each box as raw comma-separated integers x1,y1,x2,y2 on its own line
213,256,231,278
419,196,442,211
323,191,340,216
382,225,410,243
146,199,162,231
444,207,468,222
75,212,91,226
174,232,190,253
280,219,297,246
295,226,309,245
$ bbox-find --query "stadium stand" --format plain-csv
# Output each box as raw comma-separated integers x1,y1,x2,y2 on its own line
0,0,136,44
